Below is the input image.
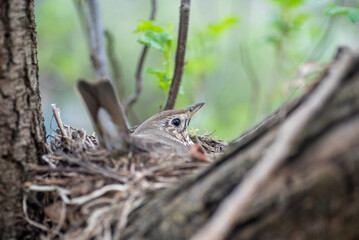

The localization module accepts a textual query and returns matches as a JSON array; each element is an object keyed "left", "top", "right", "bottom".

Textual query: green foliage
[
  {"left": 146, "top": 67, "right": 171, "bottom": 90},
  {"left": 265, "top": 0, "right": 308, "bottom": 46},
  {"left": 269, "top": 0, "right": 304, "bottom": 9},
  {"left": 136, "top": 17, "right": 239, "bottom": 93},
  {"left": 134, "top": 20, "right": 164, "bottom": 33},
  {"left": 136, "top": 20, "right": 174, "bottom": 92},
  {"left": 205, "top": 16, "right": 239, "bottom": 37},
  {"left": 325, "top": 5, "right": 359, "bottom": 23},
  {"left": 266, "top": 13, "right": 308, "bottom": 44},
  {"left": 138, "top": 31, "right": 172, "bottom": 52},
  {"left": 136, "top": 17, "right": 239, "bottom": 92},
  {"left": 185, "top": 55, "right": 216, "bottom": 77},
  {"left": 36, "top": 0, "right": 88, "bottom": 83},
  {"left": 186, "top": 16, "right": 240, "bottom": 77},
  {"left": 136, "top": 21, "right": 173, "bottom": 53}
]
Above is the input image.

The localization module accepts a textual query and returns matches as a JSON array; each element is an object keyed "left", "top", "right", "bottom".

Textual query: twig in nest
[
  {"left": 42, "top": 155, "right": 56, "bottom": 168},
  {"left": 53, "top": 201, "right": 67, "bottom": 236},
  {"left": 163, "top": 0, "right": 191, "bottom": 110},
  {"left": 64, "top": 184, "right": 128, "bottom": 205},
  {"left": 125, "top": 0, "right": 157, "bottom": 113},
  {"left": 51, "top": 104, "right": 67, "bottom": 137},
  {"left": 23, "top": 195, "right": 51, "bottom": 233},
  {"left": 191, "top": 48, "right": 355, "bottom": 240},
  {"left": 62, "top": 155, "right": 128, "bottom": 182}
]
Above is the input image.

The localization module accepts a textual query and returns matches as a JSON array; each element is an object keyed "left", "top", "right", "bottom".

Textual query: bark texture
[
  {"left": 0, "top": 0, "right": 46, "bottom": 239},
  {"left": 123, "top": 47, "right": 359, "bottom": 239}
]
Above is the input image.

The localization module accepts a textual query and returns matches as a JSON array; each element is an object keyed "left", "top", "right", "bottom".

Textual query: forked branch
[
  {"left": 125, "top": 0, "right": 157, "bottom": 113},
  {"left": 163, "top": 0, "right": 191, "bottom": 110}
]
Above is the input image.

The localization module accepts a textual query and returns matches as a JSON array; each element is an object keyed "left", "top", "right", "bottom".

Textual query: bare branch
[
  {"left": 125, "top": 0, "right": 157, "bottom": 113},
  {"left": 163, "top": 0, "right": 191, "bottom": 110},
  {"left": 191, "top": 48, "right": 355, "bottom": 240},
  {"left": 74, "top": 0, "right": 130, "bottom": 127},
  {"left": 76, "top": 0, "right": 110, "bottom": 80},
  {"left": 105, "top": 30, "right": 124, "bottom": 100}
]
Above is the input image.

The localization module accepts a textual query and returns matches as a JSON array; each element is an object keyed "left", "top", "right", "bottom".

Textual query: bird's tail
[{"left": 76, "top": 79, "right": 129, "bottom": 150}]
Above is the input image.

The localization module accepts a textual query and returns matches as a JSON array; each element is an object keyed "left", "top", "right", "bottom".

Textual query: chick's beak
[{"left": 186, "top": 102, "right": 205, "bottom": 119}]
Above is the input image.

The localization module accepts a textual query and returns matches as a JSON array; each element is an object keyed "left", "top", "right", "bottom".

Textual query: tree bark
[
  {"left": 0, "top": 0, "right": 46, "bottom": 239},
  {"left": 122, "top": 47, "right": 359, "bottom": 239}
]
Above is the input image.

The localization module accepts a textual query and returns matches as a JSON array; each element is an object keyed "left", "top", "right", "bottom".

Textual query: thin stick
[
  {"left": 51, "top": 104, "right": 67, "bottom": 137},
  {"left": 23, "top": 195, "right": 51, "bottom": 233},
  {"left": 77, "top": 0, "right": 110, "bottom": 80},
  {"left": 190, "top": 48, "right": 355, "bottom": 240},
  {"left": 163, "top": 0, "right": 191, "bottom": 110},
  {"left": 52, "top": 201, "right": 67, "bottom": 236},
  {"left": 41, "top": 155, "right": 56, "bottom": 168},
  {"left": 105, "top": 30, "right": 124, "bottom": 100},
  {"left": 63, "top": 155, "right": 128, "bottom": 182},
  {"left": 125, "top": 0, "right": 157, "bottom": 113}
]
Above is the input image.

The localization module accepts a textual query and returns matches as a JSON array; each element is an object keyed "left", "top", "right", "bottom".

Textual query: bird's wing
[
  {"left": 130, "top": 135, "right": 189, "bottom": 155},
  {"left": 76, "top": 79, "right": 129, "bottom": 150}
]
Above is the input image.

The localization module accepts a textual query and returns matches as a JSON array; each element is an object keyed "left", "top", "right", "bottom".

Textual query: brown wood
[
  {"left": 122, "top": 47, "right": 359, "bottom": 239},
  {"left": 164, "top": 0, "right": 191, "bottom": 110},
  {"left": 0, "top": 0, "right": 46, "bottom": 239}
]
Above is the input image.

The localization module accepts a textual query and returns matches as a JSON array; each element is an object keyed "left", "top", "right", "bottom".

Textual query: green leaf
[
  {"left": 325, "top": 5, "right": 349, "bottom": 16},
  {"left": 341, "top": 9, "right": 359, "bottom": 23},
  {"left": 271, "top": 19, "right": 290, "bottom": 33},
  {"left": 288, "top": 0, "right": 304, "bottom": 7},
  {"left": 269, "top": 0, "right": 304, "bottom": 8},
  {"left": 290, "top": 13, "right": 309, "bottom": 32},
  {"left": 185, "top": 56, "right": 216, "bottom": 75},
  {"left": 325, "top": 5, "right": 359, "bottom": 23},
  {"left": 207, "top": 16, "right": 240, "bottom": 36},
  {"left": 146, "top": 67, "right": 172, "bottom": 90},
  {"left": 292, "top": 13, "right": 309, "bottom": 26},
  {"left": 137, "top": 30, "right": 172, "bottom": 52},
  {"left": 134, "top": 20, "right": 164, "bottom": 33},
  {"left": 265, "top": 34, "right": 280, "bottom": 45}
]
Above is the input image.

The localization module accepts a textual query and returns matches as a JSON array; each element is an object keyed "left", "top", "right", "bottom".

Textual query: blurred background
[{"left": 34, "top": 0, "right": 359, "bottom": 141}]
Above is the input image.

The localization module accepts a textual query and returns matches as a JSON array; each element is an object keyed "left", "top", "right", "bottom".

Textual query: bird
[{"left": 76, "top": 79, "right": 204, "bottom": 155}]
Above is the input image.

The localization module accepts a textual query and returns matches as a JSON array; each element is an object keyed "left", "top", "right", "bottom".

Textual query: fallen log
[{"left": 122, "top": 46, "right": 359, "bottom": 240}]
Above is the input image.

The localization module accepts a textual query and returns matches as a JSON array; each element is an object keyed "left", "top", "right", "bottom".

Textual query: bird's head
[{"left": 133, "top": 102, "right": 204, "bottom": 146}]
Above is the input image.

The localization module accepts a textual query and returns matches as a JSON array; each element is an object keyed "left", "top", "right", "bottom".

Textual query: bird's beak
[{"left": 186, "top": 102, "right": 205, "bottom": 119}]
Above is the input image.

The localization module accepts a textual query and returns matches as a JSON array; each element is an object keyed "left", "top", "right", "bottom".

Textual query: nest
[{"left": 24, "top": 118, "right": 227, "bottom": 239}]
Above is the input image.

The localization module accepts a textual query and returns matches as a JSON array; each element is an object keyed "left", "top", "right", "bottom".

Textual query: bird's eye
[{"left": 171, "top": 118, "right": 181, "bottom": 127}]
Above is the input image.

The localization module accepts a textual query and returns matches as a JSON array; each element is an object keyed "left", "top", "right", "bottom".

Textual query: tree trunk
[
  {"left": 122, "top": 47, "right": 359, "bottom": 240},
  {"left": 0, "top": 0, "right": 46, "bottom": 239}
]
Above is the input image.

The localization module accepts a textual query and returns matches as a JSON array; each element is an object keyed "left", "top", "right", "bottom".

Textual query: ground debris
[{"left": 24, "top": 124, "right": 227, "bottom": 239}]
